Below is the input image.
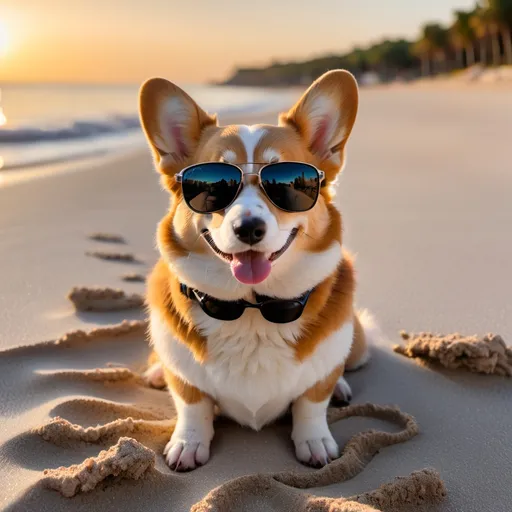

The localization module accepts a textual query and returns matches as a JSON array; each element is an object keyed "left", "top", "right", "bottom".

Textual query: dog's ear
[
  {"left": 279, "top": 70, "right": 358, "bottom": 179},
  {"left": 139, "top": 78, "right": 217, "bottom": 175}
]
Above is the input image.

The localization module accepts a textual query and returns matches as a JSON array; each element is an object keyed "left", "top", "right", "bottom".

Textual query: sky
[{"left": 0, "top": 0, "right": 476, "bottom": 85}]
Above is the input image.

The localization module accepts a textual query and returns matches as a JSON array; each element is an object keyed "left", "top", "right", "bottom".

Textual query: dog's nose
[{"left": 232, "top": 217, "right": 267, "bottom": 245}]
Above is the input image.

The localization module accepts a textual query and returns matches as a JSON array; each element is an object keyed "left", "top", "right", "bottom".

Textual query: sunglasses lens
[
  {"left": 182, "top": 163, "right": 241, "bottom": 213},
  {"left": 201, "top": 297, "right": 245, "bottom": 321},
  {"left": 261, "top": 300, "right": 303, "bottom": 324},
  {"left": 260, "top": 162, "right": 321, "bottom": 212}
]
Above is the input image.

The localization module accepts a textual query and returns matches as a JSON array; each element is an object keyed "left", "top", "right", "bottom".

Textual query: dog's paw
[
  {"left": 294, "top": 433, "right": 339, "bottom": 467},
  {"left": 143, "top": 362, "right": 166, "bottom": 389},
  {"left": 331, "top": 376, "right": 352, "bottom": 404},
  {"left": 292, "top": 417, "right": 339, "bottom": 468},
  {"left": 164, "top": 430, "right": 211, "bottom": 471}
]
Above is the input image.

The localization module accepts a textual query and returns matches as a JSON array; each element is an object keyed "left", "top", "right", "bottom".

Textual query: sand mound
[
  {"left": 68, "top": 286, "right": 145, "bottom": 311},
  {"left": 38, "top": 416, "right": 173, "bottom": 447},
  {"left": 395, "top": 331, "right": 512, "bottom": 376},
  {"left": 41, "top": 437, "right": 154, "bottom": 497},
  {"left": 53, "top": 319, "right": 148, "bottom": 347},
  {"left": 88, "top": 233, "right": 126, "bottom": 244},
  {"left": 122, "top": 273, "right": 146, "bottom": 283},
  {"left": 194, "top": 468, "right": 445, "bottom": 512},
  {"left": 86, "top": 250, "right": 139, "bottom": 263}
]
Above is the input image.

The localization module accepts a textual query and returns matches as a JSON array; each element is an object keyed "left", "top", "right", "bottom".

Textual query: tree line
[{"left": 222, "top": 0, "right": 512, "bottom": 86}]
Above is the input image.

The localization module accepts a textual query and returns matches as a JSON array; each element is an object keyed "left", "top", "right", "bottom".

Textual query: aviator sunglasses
[
  {"left": 176, "top": 161, "right": 325, "bottom": 214},
  {"left": 181, "top": 284, "right": 313, "bottom": 324}
]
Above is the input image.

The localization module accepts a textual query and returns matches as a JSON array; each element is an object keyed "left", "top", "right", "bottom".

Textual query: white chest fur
[{"left": 151, "top": 307, "right": 354, "bottom": 430}]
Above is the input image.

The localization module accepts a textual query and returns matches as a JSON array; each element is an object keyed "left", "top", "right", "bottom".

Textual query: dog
[{"left": 139, "top": 70, "right": 377, "bottom": 471}]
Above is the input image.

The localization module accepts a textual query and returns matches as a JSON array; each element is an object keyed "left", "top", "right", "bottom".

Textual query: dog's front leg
[
  {"left": 291, "top": 365, "right": 344, "bottom": 467},
  {"left": 163, "top": 368, "right": 214, "bottom": 471}
]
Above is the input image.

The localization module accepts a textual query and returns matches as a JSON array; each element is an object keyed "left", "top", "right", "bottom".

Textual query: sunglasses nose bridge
[{"left": 242, "top": 173, "right": 260, "bottom": 187}]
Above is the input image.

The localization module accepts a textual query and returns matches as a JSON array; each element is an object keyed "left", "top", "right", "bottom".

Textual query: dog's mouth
[{"left": 201, "top": 228, "right": 299, "bottom": 285}]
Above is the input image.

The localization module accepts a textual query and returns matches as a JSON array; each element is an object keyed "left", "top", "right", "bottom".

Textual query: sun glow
[{"left": 0, "top": 21, "right": 9, "bottom": 57}]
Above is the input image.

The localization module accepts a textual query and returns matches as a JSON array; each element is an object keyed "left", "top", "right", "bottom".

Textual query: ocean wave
[
  {"left": 0, "top": 86, "right": 300, "bottom": 172},
  {"left": 0, "top": 92, "right": 296, "bottom": 145},
  {"left": 0, "top": 115, "right": 141, "bottom": 144}
]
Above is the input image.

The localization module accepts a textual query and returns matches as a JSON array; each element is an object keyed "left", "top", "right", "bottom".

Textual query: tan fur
[
  {"left": 293, "top": 253, "right": 356, "bottom": 361},
  {"left": 146, "top": 259, "right": 208, "bottom": 362},
  {"left": 147, "top": 253, "right": 355, "bottom": 365},
  {"left": 147, "top": 350, "right": 160, "bottom": 367},
  {"left": 164, "top": 367, "right": 204, "bottom": 404},
  {"left": 139, "top": 78, "right": 217, "bottom": 177},
  {"left": 345, "top": 314, "right": 368, "bottom": 370},
  {"left": 302, "top": 364, "right": 344, "bottom": 402},
  {"left": 279, "top": 70, "right": 359, "bottom": 184}
]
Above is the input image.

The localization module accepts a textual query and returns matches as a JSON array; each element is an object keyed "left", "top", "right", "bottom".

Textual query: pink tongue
[{"left": 230, "top": 251, "right": 272, "bottom": 284}]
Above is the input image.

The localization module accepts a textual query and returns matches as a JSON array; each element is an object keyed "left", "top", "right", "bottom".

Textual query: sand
[
  {"left": 86, "top": 250, "right": 140, "bottom": 263},
  {"left": 122, "top": 273, "right": 146, "bottom": 283},
  {"left": 2, "top": 320, "right": 444, "bottom": 510},
  {"left": 68, "top": 286, "right": 145, "bottom": 312},
  {"left": 41, "top": 437, "right": 155, "bottom": 498},
  {"left": 88, "top": 233, "right": 127, "bottom": 244},
  {"left": 395, "top": 332, "right": 512, "bottom": 376},
  {"left": 1, "top": 87, "right": 512, "bottom": 511}
]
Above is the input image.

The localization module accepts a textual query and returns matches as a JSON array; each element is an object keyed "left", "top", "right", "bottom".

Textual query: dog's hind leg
[
  {"left": 345, "top": 309, "right": 379, "bottom": 371},
  {"left": 332, "top": 310, "right": 380, "bottom": 404},
  {"left": 144, "top": 350, "right": 166, "bottom": 389}
]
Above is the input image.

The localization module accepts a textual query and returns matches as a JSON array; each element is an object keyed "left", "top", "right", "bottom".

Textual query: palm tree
[
  {"left": 486, "top": 0, "right": 512, "bottom": 65},
  {"left": 412, "top": 38, "right": 431, "bottom": 76},
  {"left": 423, "top": 23, "right": 450, "bottom": 74},
  {"left": 474, "top": 5, "right": 502, "bottom": 66},
  {"left": 451, "top": 10, "right": 476, "bottom": 68},
  {"left": 450, "top": 25, "right": 465, "bottom": 68},
  {"left": 471, "top": 6, "right": 490, "bottom": 65}
]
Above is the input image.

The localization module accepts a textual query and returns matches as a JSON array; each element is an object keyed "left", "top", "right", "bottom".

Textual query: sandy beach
[{"left": 1, "top": 84, "right": 511, "bottom": 511}]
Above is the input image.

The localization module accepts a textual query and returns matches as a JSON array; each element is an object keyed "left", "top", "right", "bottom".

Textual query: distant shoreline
[{"left": 218, "top": 67, "right": 512, "bottom": 91}]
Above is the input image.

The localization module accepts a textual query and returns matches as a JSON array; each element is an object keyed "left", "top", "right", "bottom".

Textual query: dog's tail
[{"left": 345, "top": 309, "right": 381, "bottom": 372}]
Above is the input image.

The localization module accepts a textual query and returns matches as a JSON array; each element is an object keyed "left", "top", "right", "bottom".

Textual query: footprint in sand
[
  {"left": 88, "top": 233, "right": 127, "bottom": 244},
  {"left": 86, "top": 250, "right": 141, "bottom": 263},
  {"left": 122, "top": 273, "right": 146, "bottom": 283}
]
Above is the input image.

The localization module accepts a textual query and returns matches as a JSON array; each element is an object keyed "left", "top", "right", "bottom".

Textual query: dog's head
[{"left": 139, "top": 70, "right": 358, "bottom": 299}]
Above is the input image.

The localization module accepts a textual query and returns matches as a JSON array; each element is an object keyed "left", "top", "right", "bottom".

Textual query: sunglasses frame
[
  {"left": 181, "top": 283, "right": 313, "bottom": 324},
  {"left": 175, "top": 161, "right": 325, "bottom": 214}
]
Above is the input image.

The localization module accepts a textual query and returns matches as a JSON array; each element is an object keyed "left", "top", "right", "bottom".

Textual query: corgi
[{"left": 139, "top": 70, "right": 377, "bottom": 472}]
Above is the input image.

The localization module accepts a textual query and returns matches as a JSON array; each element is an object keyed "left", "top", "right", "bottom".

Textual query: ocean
[{"left": 0, "top": 84, "right": 298, "bottom": 172}]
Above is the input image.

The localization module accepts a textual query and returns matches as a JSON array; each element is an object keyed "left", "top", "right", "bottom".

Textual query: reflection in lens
[
  {"left": 202, "top": 297, "right": 245, "bottom": 321},
  {"left": 182, "top": 163, "right": 241, "bottom": 213},
  {"left": 261, "top": 300, "right": 303, "bottom": 323},
  {"left": 260, "top": 162, "right": 320, "bottom": 212}
]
